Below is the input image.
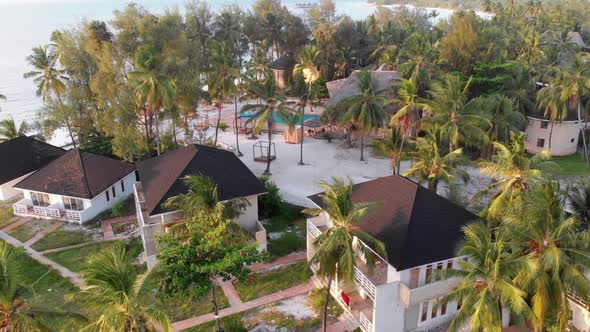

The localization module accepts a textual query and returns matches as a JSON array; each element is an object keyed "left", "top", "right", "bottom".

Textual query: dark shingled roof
[
  {"left": 269, "top": 54, "right": 295, "bottom": 70},
  {"left": 15, "top": 149, "right": 135, "bottom": 199},
  {"left": 0, "top": 136, "right": 65, "bottom": 184},
  {"left": 137, "top": 144, "right": 267, "bottom": 216},
  {"left": 308, "top": 176, "right": 476, "bottom": 270}
]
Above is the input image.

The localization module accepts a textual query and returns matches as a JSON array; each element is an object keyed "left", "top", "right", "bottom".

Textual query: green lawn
[
  {"left": 551, "top": 154, "right": 590, "bottom": 176},
  {"left": 139, "top": 267, "right": 230, "bottom": 322},
  {"left": 8, "top": 218, "right": 58, "bottom": 242},
  {"left": 233, "top": 261, "right": 311, "bottom": 302},
  {"left": 262, "top": 204, "right": 306, "bottom": 233},
  {"left": 32, "top": 228, "right": 93, "bottom": 251},
  {"left": 268, "top": 232, "right": 306, "bottom": 259},
  {"left": 0, "top": 205, "right": 16, "bottom": 229},
  {"left": 46, "top": 237, "right": 142, "bottom": 272}
]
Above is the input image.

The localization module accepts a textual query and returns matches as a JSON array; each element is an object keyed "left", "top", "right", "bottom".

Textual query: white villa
[
  {"left": 134, "top": 144, "right": 268, "bottom": 269},
  {"left": 306, "top": 175, "right": 477, "bottom": 332},
  {"left": 12, "top": 149, "right": 136, "bottom": 224},
  {"left": 0, "top": 136, "right": 65, "bottom": 201},
  {"left": 525, "top": 113, "right": 582, "bottom": 156}
]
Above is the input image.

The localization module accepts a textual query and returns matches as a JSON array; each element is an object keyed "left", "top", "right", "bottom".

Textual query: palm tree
[
  {"left": 241, "top": 71, "right": 294, "bottom": 175},
  {"left": 440, "top": 222, "right": 534, "bottom": 332},
  {"left": 0, "top": 118, "right": 30, "bottom": 142},
  {"left": 480, "top": 94, "right": 527, "bottom": 145},
  {"left": 23, "top": 45, "right": 67, "bottom": 102},
  {"left": 403, "top": 132, "right": 469, "bottom": 193},
  {"left": 75, "top": 244, "right": 171, "bottom": 332},
  {"left": 0, "top": 241, "right": 85, "bottom": 331},
  {"left": 130, "top": 48, "right": 176, "bottom": 156},
  {"left": 339, "top": 70, "right": 389, "bottom": 161},
  {"left": 567, "top": 177, "right": 590, "bottom": 229},
  {"left": 536, "top": 81, "right": 568, "bottom": 153},
  {"left": 293, "top": 45, "right": 321, "bottom": 165},
  {"left": 304, "top": 177, "right": 386, "bottom": 332},
  {"left": 505, "top": 180, "right": 590, "bottom": 331},
  {"left": 371, "top": 126, "right": 403, "bottom": 175},
  {"left": 209, "top": 41, "right": 239, "bottom": 147},
  {"left": 422, "top": 74, "right": 491, "bottom": 152},
  {"left": 476, "top": 133, "right": 557, "bottom": 223}
]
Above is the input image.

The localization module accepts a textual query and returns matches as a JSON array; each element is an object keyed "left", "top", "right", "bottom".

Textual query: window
[
  {"left": 421, "top": 301, "right": 429, "bottom": 322},
  {"left": 447, "top": 260, "right": 453, "bottom": 269},
  {"left": 135, "top": 170, "right": 140, "bottom": 181},
  {"left": 537, "top": 138, "right": 545, "bottom": 148},
  {"left": 425, "top": 265, "right": 433, "bottom": 284},
  {"left": 571, "top": 138, "right": 575, "bottom": 143},
  {"left": 410, "top": 268, "right": 420, "bottom": 288},
  {"left": 441, "top": 298, "right": 447, "bottom": 316},
  {"left": 540, "top": 121, "right": 549, "bottom": 129},
  {"left": 436, "top": 262, "right": 444, "bottom": 281},
  {"left": 120, "top": 180, "right": 125, "bottom": 192},
  {"left": 112, "top": 186, "right": 116, "bottom": 198},
  {"left": 63, "top": 197, "right": 84, "bottom": 211},
  {"left": 106, "top": 190, "right": 110, "bottom": 202},
  {"left": 31, "top": 192, "right": 50, "bottom": 207},
  {"left": 431, "top": 298, "right": 439, "bottom": 318}
]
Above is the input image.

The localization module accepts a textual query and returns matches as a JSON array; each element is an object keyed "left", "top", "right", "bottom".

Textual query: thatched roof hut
[{"left": 325, "top": 69, "right": 402, "bottom": 108}]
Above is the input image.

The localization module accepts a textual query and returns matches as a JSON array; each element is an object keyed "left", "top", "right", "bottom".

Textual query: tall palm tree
[
  {"left": 304, "top": 177, "right": 386, "bottom": 332},
  {"left": 0, "top": 241, "right": 85, "bottom": 331},
  {"left": 480, "top": 94, "right": 527, "bottom": 145},
  {"left": 403, "top": 132, "right": 469, "bottom": 193},
  {"left": 422, "top": 74, "right": 491, "bottom": 152},
  {"left": 371, "top": 126, "right": 403, "bottom": 175},
  {"left": 567, "top": 177, "right": 590, "bottom": 229},
  {"left": 340, "top": 70, "right": 389, "bottom": 161},
  {"left": 0, "top": 118, "right": 30, "bottom": 142},
  {"left": 440, "top": 222, "right": 534, "bottom": 332},
  {"left": 505, "top": 180, "right": 590, "bottom": 331},
  {"left": 75, "top": 244, "right": 171, "bottom": 332},
  {"left": 130, "top": 48, "right": 176, "bottom": 156},
  {"left": 241, "top": 71, "right": 294, "bottom": 175},
  {"left": 536, "top": 80, "right": 568, "bottom": 153},
  {"left": 293, "top": 45, "right": 321, "bottom": 165},
  {"left": 23, "top": 45, "right": 67, "bottom": 102},
  {"left": 208, "top": 41, "right": 239, "bottom": 147},
  {"left": 476, "top": 133, "right": 557, "bottom": 223}
]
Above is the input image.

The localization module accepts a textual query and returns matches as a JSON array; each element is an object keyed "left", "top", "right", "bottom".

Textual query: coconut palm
[
  {"left": 371, "top": 126, "right": 403, "bottom": 175},
  {"left": 567, "top": 177, "right": 590, "bottom": 228},
  {"left": 0, "top": 241, "right": 85, "bottom": 331},
  {"left": 304, "top": 177, "right": 386, "bottom": 332},
  {"left": 293, "top": 45, "right": 321, "bottom": 165},
  {"left": 505, "top": 180, "right": 590, "bottom": 331},
  {"left": 403, "top": 132, "right": 469, "bottom": 193},
  {"left": 209, "top": 41, "right": 239, "bottom": 147},
  {"left": 439, "top": 222, "right": 534, "bottom": 332},
  {"left": 241, "top": 71, "right": 295, "bottom": 175},
  {"left": 536, "top": 81, "right": 568, "bottom": 152},
  {"left": 130, "top": 48, "right": 176, "bottom": 156},
  {"left": 339, "top": 70, "right": 389, "bottom": 161},
  {"left": 480, "top": 94, "right": 527, "bottom": 145},
  {"left": 75, "top": 244, "right": 171, "bottom": 332},
  {"left": 476, "top": 133, "right": 557, "bottom": 223},
  {"left": 0, "top": 118, "right": 30, "bottom": 142},
  {"left": 23, "top": 45, "right": 67, "bottom": 102},
  {"left": 422, "top": 74, "right": 491, "bottom": 152},
  {"left": 165, "top": 175, "right": 225, "bottom": 227}
]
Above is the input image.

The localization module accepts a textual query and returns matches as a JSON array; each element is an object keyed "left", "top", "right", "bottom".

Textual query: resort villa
[
  {"left": 524, "top": 111, "right": 582, "bottom": 156},
  {"left": 306, "top": 175, "right": 476, "bottom": 332},
  {"left": 133, "top": 144, "right": 268, "bottom": 268},
  {"left": 0, "top": 136, "right": 65, "bottom": 201},
  {"left": 12, "top": 149, "right": 136, "bottom": 224}
]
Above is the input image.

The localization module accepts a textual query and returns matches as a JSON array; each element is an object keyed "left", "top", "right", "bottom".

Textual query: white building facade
[{"left": 525, "top": 116, "right": 581, "bottom": 156}]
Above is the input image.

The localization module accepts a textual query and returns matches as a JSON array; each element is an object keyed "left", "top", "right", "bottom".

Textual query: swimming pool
[{"left": 241, "top": 111, "right": 321, "bottom": 125}]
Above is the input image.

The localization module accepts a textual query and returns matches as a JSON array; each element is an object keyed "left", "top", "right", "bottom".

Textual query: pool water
[{"left": 241, "top": 111, "right": 321, "bottom": 125}]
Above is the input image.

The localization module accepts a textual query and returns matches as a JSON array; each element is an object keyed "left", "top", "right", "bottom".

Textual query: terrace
[{"left": 13, "top": 198, "right": 85, "bottom": 222}]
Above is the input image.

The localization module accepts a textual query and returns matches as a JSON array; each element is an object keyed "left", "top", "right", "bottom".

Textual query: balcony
[
  {"left": 328, "top": 281, "right": 375, "bottom": 332},
  {"left": 568, "top": 290, "right": 590, "bottom": 310},
  {"left": 398, "top": 276, "right": 461, "bottom": 308},
  {"left": 13, "top": 199, "right": 82, "bottom": 222}
]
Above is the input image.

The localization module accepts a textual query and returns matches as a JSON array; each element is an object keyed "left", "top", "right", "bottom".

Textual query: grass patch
[
  {"left": 8, "top": 218, "right": 57, "bottom": 242},
  {"left": 263, "top": 204, "right": 306, "bottom": 233},
  {"left": 185, "top": 311, "right": 250, "bottom": 332},
  {"left": 31, "top": 228, "right": 93, "bottom": 251},
  {"left": 46, "top": 237, "right": 142, "bottom": 272},
  {"left": 0, "top": 205, "right": 16, "bottom": 229},
  {"left": 234, "top": 261, "right": 311, "bottom": 302},
  {"left": 268, "top": 232, "right": 306, "bottom": 259},
  {"left": 551, "top": 154, "right": 590, "bottom": 176}
]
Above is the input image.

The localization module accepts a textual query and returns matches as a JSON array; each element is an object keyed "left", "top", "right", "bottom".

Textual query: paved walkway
[
  {"left": 251, "top": 251, "right": 307, "bottom": 272},
  {"left": 216, "top": 276, "right": 242, "bottom": 307},
  {"left": 101, "top": 215, "right": 136, "bottom": 240},
  {"left": 25, "top": 221, "right": 64, "bottom": 246},
  {"left": 1, "top": 216, "right": 32, "bottom": 232},
  {"left": 172, "top": 281, "right": 313, "bottom": 331}
]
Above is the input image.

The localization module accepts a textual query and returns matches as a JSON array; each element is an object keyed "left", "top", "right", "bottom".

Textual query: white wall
[
  {"left": 78, "top": 172, "right": 136, "bottom": 224},
  {"left": 0, "top": 173, "right": 31, "bottom": 201},
  {"left": 234, "top": 195, "right": 260, "bottom": 233},
  {"left": 569, "top": 299, "right": 590, "bottom": 332},
  {"left": 374, "top": 283, "right": 406, "bottom": 331},
  {"left": 525, "top": 117, "right": 580, "bottom": 156}
]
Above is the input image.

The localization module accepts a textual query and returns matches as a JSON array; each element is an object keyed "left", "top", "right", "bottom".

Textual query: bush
[
  {"left": 258, "top": 176, "right": 286, "bottom": 219},
  {"left": 111, "top": 201, "right": 129, "bottom": 218},
  {"left": 218, "top": 122, "right": 229, "bottom": 132},
  {"left": 268, "top": 232, "right": 305, "bottom": 258},
  {"left": 307, "top": 287, "right": 344, "bottom": 318}
]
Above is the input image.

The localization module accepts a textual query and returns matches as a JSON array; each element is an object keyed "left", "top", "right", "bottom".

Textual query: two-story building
[
  {"left": 134, "top": 144, "right": 269, "bottom": 269},
  {"left": 525, "top": 111, "right": 581, "bottom": 156},
  {"left": 12, "top": 149, "right": 136, "bottom": 224},
  {"left": 306, "top": 175, "right": 476, "bottom": 332}
]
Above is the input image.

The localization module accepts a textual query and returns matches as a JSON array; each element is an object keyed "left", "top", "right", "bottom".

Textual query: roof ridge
[{"left": 76, "top": 149, "right": 92, "bottom": 199}]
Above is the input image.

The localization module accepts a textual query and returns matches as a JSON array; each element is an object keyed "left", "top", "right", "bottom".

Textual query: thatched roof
[
  {"left": 325, "top": 70, "right": 402, "bottom": 108},
  {"left": 541, "top": 30, "right": 587, "bottom": 47},
  {"left": 269, "top": 54, "right": 295, "bottom": 70}
]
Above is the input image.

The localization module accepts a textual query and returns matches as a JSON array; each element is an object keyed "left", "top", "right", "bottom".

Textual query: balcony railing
[
  {"left": 307, "top": 218, "right": 323, "bottom": 238},
  {"left": 359, "top": 312, "right": 374, "bottom": 332},
  {"left": 399, "top": 276, "right": 461, "bottom": 308},
  {"left": 66, "top": 210, "right": 81, "bottom": 221},
  {"left": 354, "top": 266, "right": 377, "bottom": 300},
  {"left": 13, "top": 199, "right": 82, "bottom": 222},
  {"left": 568, "top": 290, "right": 589, "bottom": 310}
]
